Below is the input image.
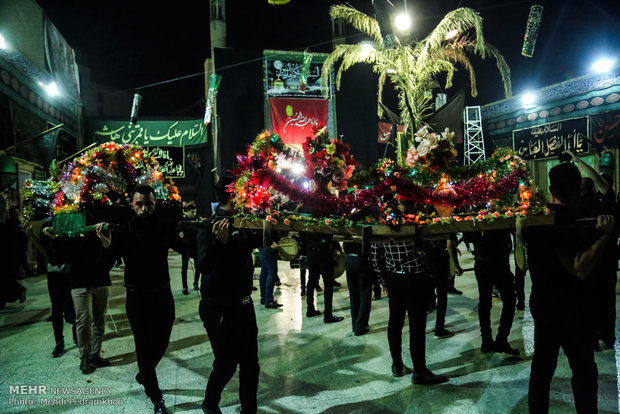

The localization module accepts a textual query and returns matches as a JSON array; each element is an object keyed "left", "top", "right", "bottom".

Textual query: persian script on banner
[{"left": 269, "top": 98, "right": 329, "bottom": 146}]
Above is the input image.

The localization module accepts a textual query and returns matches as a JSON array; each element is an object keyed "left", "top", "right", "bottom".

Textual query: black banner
[
  {"left": 266, "top": 59, "right": 328, "bottom": 98},
  {"left": 512, "top": 117, "right": 589, "bottom": 159},
  {"left": 592, "top": 109, "right": 620, "bottom": 147},
  {"left": 146, "top": 146, "right": 185, "bottom": 178}
]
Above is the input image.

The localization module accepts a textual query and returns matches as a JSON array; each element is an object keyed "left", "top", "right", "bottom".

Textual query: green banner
[{"left": 91, "top": 119, "right": 207, "bottom": 147}]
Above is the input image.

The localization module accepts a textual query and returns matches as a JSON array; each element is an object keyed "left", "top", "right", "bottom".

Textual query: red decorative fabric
[{"left": 269, "top": 98, "right": 329, "bottom": 146}]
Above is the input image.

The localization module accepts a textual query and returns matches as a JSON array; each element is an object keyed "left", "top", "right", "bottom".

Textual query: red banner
[
  {"left": 377, "top": 122, "right": 404, "bottom": 143},
  {"left": 269, "top": 98, "right": 329, "bottom": 146}
]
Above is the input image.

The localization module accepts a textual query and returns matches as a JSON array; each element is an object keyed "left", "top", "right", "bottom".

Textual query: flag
[
  {"left": 40, "top": 128, "right": 60, "bottom": 169},
  {"left": 377, "top": 121, "right": 404, "bottom": 143},
  {"left": 427, "top": 90, "right": 465, "bottom": 144},
  {"left": 269, "top": 98, "right": 329, "bottom": 146}
]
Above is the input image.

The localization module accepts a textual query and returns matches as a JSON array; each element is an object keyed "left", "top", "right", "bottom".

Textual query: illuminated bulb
[
  {"left": 44, "top": 82, "right": 58, "bottom": 97},
  {"left": 0, "top": 33, "right": 6, "bottom": 50},
  {"left": 394, "top": 13, "right": 411, "bottom": 32}
]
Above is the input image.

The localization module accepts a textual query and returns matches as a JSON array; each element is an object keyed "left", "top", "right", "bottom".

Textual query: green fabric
[{"left": 91, "top": 119, "right": 207, "bottom": 147}]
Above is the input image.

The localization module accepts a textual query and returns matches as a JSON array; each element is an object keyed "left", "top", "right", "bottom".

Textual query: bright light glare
[
  {"left": 522, "top": 92, "right": 536, "bottom": 107},
  {"left": 360, "top": 42, "right": 375, "bottom": 53},
  {"left": 394, "top": 13, "right": 411, "bottom": 32},
  {"left": 0, "top": 33, "right": 6, "bottom": 50},
  {"left": 43, "top": 82, "right": 58, "bottom": 97},
  {"left": 276, "top": 167, "right": 282, "bottom": 173},
  {"left": 592, "top": 58, "right": 614, "bottom": 74},
  {"left": 292, "top": 163, "right": 305, "bottom": 175},
  {"left": 445, "top": 29, "right": 458, "bottom": 40},
  {"left": 302, "top": 180, "right": 310, "bottom": 190}
]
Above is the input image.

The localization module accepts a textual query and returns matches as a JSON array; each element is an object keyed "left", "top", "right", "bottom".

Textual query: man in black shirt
[
  {"left": 96, "top": 185, "right": 186, "bottom": 414},
  {"left": 196, "top": 175, "right": 262, "bottom": 414},
  {"left": 527, "top": 162, "right": 614, "bottom": 413},
  {"left": 371, "top": 200, "right": 448, "bottom": 386}
]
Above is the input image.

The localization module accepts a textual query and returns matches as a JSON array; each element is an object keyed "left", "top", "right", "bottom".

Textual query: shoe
[
  {"left": 316, "top": 285, "right": 322, "bottom": 292},
  {"left": 434, "top": 329, "right": 455, "bottom": 339},
  {"left": 80, "top": 357, "right": 95, "bottom": 375},
  {"left": 373, "top": 293, "right": 381, "bottom": 301},
  {"left": 201, "top": 400, "right": 223, "bottom": 414},
  {"left": 324, "top": 314, "right": 344, "bottom": 324},
  {"left": 492, "top": 288, "right": 499, "bottom": 297},
  {"left": 153, "top": 399, "right": 171, "bottom": 414},
  {"left": 19, "top": 289, "right": 26, "bottom": 303},
  {"left": 447, "top": 287, "right": 463, "bottom": 295},
  {"left": 495, "top": 341, "right": 520, "bottom": 356},
  {"left": 90, "top": 354, "right": 111, "bottom": 367},
  {"left": 391, "top": 364, "right": 412, "bottom": 377},
  {"left": 300, "top": 287, "right": 306, "bottom": 297},
  {"left": 274, "top": 279, "right": 282, "bottom": 287},
  {"left": 193, "top": 282, "right": 200, "bottom": 291},
  {"left": 333, "top": 280, "right": 341, "bottom": 288},
  {"left": 182, "top": 288, "right": 189, "bottom": 295},
  {"left": 252, "top": 286, "right": 258, "bottom": 291},
  {"left": 412, "top": 369, "right": 449, "bottom": 385},
  {"left": 354, "top": 327, "right": 370, "bottom": 336},
  {"left": 516, "top": 301, "right": 525, "bottom": 311},
  {"left": 136, "top": 372, "right": 143, "bottom": 385},
  {"left": 306, "top": 309, "right": 321, "bottom": 317},
  {"left": 481, "top": 339, "right": 495, "bottom": 353},
  {"left": 52, "top": 343, "right": 65, "bottom": 358},
  {"left": 46, "top": 315, "right": 53, "bottom": 322},
  {"left": 265, "top": 301, "right": 283, "bottom": 309}
]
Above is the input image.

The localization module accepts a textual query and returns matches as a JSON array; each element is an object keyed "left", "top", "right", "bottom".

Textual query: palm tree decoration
[{"left": 322, "top": 5, "right": 512, "bottom": 139}]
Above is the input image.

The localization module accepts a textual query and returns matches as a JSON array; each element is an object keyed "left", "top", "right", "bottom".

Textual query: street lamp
[
  {"left": 592, "top": 58, "right": 615, "bottom": 74},
  {"left": 522, "top": 92, "right": 537, "bottom": 108},
  {"left": 394, "top": 12, "right": 411, "bottom": 32}
]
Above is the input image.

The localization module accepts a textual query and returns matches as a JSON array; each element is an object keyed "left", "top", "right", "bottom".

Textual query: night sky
[{"left": 35, "top": 0, "right": 619, "bottom": 117}]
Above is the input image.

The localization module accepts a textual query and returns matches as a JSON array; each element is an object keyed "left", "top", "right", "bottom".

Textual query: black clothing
[
  {"left": 199, "top": 299, "right": 259, "bottom": 412},
  {"left": 126, "top": 287, "right": 175, "bottom": 402},
  {"left": 66, "top": 234, "right": 113, "bottom": 289},
  {"left": 196, "top": 207, "right": 262, "bottom": 413},
  {"left": 526, "top": 203, "right": 599, "bottom": 413},
  {"left": 0, "top": 220, "right": 27, "bottom": 305},
  {"left": 111, "top": 215, "right": 186, "bottom": 289},
  {"left": 47, "top": 271, "right": 76, "bottom": 345},
  {"left": 386, "top": 273, "right": 433, "bottom": 373},
  {"left": 109, "top": 214, "right": 186, "bottom": 403},
  {"left": 424, "top": 239, "right": 451, "bottom": 332},
  {"left": 343, "top": 242, "right": 372, "bottom": 335},
  {"left": 471, "top": 230, "right": 516, "bottom": 343},
  {"left": 306, "top": 233, "right": 339, "bottom": 315}
]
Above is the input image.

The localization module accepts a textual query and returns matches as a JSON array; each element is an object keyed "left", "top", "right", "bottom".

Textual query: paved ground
[{"left": 1, "top": 249, "right": 619, "bottom": 413}]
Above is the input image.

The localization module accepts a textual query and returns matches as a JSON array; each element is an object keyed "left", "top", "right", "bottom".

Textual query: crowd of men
[{"left": 0, "top": 151, "right": 618, "bottom": 414}]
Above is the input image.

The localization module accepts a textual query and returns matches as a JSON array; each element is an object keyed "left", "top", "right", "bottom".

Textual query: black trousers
[
  {"left": 428, "top": 254, "right": 450, "bottom": 331},
  {"left": 181, "top": 252, "right": 201, "bottom": 290},
  {"left": 474, "top": 257, "right": 516, "bottom": 343},
  {"left": 47, "top": 272, "right": 76, "bottom": 345},
  {"left": 200, "top": 299, "right": 259, "bottom": 413},
  {"left": 307, "top": 250, "right": 335, "bottom": 315},
  {"left": 529, "top": 317, "right": 598, "bottom": 414},
  {"left": 345, "top": 254, "right": 372, "bottom": 334},
  {"left": 126, "top": 287, "right": 175, "bottom": 403},
  {"left": 385, "top": 273, "right": 433, "bottom": 373}
]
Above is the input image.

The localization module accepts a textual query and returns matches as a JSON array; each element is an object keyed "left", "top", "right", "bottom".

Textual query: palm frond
[
  {"left": 420, "top": 8, "right": 485, "bottom": 60},
  {"left": 330, "top": 5, "right": 382, "bottom": 43},
  {"left": 484, "top": 43, "right": 512, "bottom": 98},
  {"left": 377, "top": 71, "right": 387, "bottom": 117}
]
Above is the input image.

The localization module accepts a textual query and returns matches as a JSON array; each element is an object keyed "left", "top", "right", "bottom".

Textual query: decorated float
[{"left": 23, "top": 142, "right": 182, "bottom": 236}]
